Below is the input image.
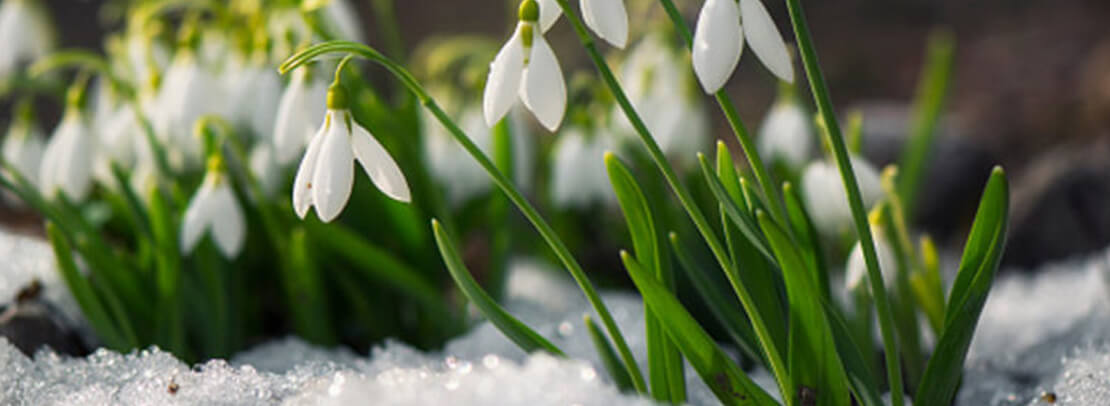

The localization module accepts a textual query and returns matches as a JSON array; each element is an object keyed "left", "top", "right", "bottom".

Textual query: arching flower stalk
[
  {"left": 483, "top": 0, "right": 567, "bottom": 132},
  {"left": 293, "top": 77, "right": 411, "bottom": 222},
  {"left": 691, "top": 0, "right": 794, "bottom": 93},
  {"left": 180, "top": 153, "right": 246, "bottom": 258}
]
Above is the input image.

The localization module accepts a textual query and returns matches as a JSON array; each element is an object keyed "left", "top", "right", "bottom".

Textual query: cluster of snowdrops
[{"left": 0, "top": 0, "right": 1009, "bottom": 405}]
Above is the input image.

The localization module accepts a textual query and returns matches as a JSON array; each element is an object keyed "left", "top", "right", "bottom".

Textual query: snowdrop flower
[
  {"left": 273, "top": 67, "right": 328, "bottom": 165},
  {"left": 483, "top": 0, "right": 567, "bottom": 132},
  {"left": 39, "top": 88, "right": 96, "bottom": 202},
  {"left": 692, "top": 0, "right": 794, "bottom": 93},
  {"left": 226, "top": 57, "right": 283, "bottom": 138},
  {"left": 0, "top": 0, "right": 54, "bottom": 79},
  {"left": 293, "top": 83, "right": 411, "bottom": 222},
  {"left": 154, "top": 47, "right": 225, "bottom": 170},
  {"left": 580, "top": 0, "right": 628, "bottom": 48},
  {"left": 758, "top": 84, "right": 813, "bottom": 169},
  {"left": 180, "top": 156, "right": 246, "bottom": 258},
  {"left": 1, "top": 103, "right": 45, "bottom": 201},
  {"left": 550, "top": 129, "right": 616, "bottom": 209},
  {"left": 801, "top": 155, "right": 883, "bottom": 238},
  {"left": 123, "top": 29, "right": 169, "bottom": 85},
  {"left": 614, "top": 34, "right": 709, "bottom": 167},
  {"left": 845, "top": 224, "right": 898, "bottom": 293}
]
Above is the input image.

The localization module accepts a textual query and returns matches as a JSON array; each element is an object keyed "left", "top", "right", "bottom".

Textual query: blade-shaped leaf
[
  {"left": 620, "top": 252, "right": 779, "bottom": 406},
  {"left": 757, "top": 211, "right": 851, "bottom": 406},
  {"left": 432, "top": 219, "right": 564, "bottom": 356},
  {"left": 606, "top": 152, "right": 681, "bottom": 400},
  {"left": 698, "top": 155, "right": 773, "bottom": 261},
  {"left": 916, "top": 167, "right": 1009, "bottom": 405},
  {"left": 584, "top": 314, "right": 635, "bottom": 392},
  {"left": 46, "top": 222, "right": 127, "bottom": 350}
]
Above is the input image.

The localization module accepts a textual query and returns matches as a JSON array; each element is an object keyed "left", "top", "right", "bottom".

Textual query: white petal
[
  {"left": 758, "top": 102, "right": 812, "bottom": 167},
  {"left": 538, "top": 0, "right": 562, "bottom": 32},
  {"left": 580, "top": 0, "right": 628, "bottom": 49},
  {"left": 210, "top": 184, "right": 246, "bottom": 258},
  {"left": 310, "top": 114, "right": 355, "bottom": 222},
  {"left": 519, "top": 34, "right": 567, "bottom": 132},
  {"left": 274, "top": 70, "right": 311, "bottom": 164},
  {"left": 292, "top": 122, "right": 327, "bottom": 219},
  {"left": 180, "top": 182, "right": 215, "bottom": 254},
  {"left": 351, "top": 123, "right": 411, "bottom": 203},
  {"left": 61, "top": 123, "right": 95, "bottom": 201},
  {"left": 692, "top": 0, "right": 743, "bottom": 93},
  {"left": 740, "top": 0, "right": 794, "bottom": 82},
  {"left": 483, "top": 27, "right": 525, "bottom": 127}
]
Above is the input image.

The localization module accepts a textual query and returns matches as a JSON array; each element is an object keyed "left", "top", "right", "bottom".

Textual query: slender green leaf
[
  {"left": 620, "top": 252, "right": 778, "bottom": 406},
  {"left": 584, "top": 314, "right": 635, "bottom": 392},
  {"left": 669, "top": 232, "right": 762, "bottom": 362},
  {"left": 917, "top": 167, "right": 1009, "bottom": 405},
  {"left": 757, "top": 211, "right": 851, "bottom": 406},
  {"left": 307, "top": 219, "right": 443, "bottom": 314},
  {"left": 432, "top": 219, "right": 564, "bottom": 356},
  {"left": 898, "top": 30, "right": 955, "bottom": 219},
  {"left": 782, "top": 182, "right": 828, "bottom": 298},
  {"left": 821, "top": 298, "right": 884, "bottom": 406},
  {"left": 46, "top": 222, "right": 126, "bottom": 350},
  {"left": 605, "top": 152, "right": 671, "bottom": 400},
  {"left": 698, "top": 156, "right": 773, "bottom": 261}
]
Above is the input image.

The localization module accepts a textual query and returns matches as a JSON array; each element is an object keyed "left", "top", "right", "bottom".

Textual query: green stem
[
  {"left": 656, "top": 0, "right": 788, "bottom": 229},
  {"left": 280, "top": 42, "right": 647, "bottom": 394},
  {"left": 551, "top": 0, "right": 792, "bottom": 399},
  {"left": 781, "top": 0, "right": 905, "bottom": 403}
]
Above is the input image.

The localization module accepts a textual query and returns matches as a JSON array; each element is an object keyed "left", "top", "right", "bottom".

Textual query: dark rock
[
  {"left": 0, "top": 280, "right": 88, "bottom": 357},
  {"left": 1005, "top": 138, "right": 1110, "bottom": 269}
]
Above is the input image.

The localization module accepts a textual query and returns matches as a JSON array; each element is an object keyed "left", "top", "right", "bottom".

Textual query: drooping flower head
[
  {"left": 483, "top": 0, "right": 567, "bottom": 132},
  {"left": 845, "top": 218, "right": 898, "bottom": 294},
  {"left": 0, "top": 0, "right": 55, "bottom": 79},
  {"left": 1, "top": 100, "right": 45, "bottom": 204},
  {"left": 39, "top": 78, "right": 97, "bottom": 202},
  {"left": 181, "top": 152, "right": 246, "bottom": 259},
  {"left": 293, "top": 81, "right": 411, "bottom": 222},
  {"left": 801, "top": 154, "right": 883, "bottom": 238},
  {"left": 758, "top": 82, "right": 814, "bottom": 169},
  {"left": 692, "top": 0, "right": 794, "bottom": 93}
]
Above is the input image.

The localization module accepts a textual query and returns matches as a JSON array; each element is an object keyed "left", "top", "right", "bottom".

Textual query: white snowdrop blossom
[
  {"left": 615, "top": 34, "right": 709, "bottom": 167},
  {"left": 273, "top": 67, "right": 328, "bottom": 165},
  {"left": 845, "top": 225, "right": 899, "bottom": 293},
  {"left": 293, "top": 85, "right": 411, "bottom": 222},
  {"left": 226, "top": 58, "right": 283, "bottom": 138},
  {"left": 124, "top": 31, "right": 169, "bottom": 85},
  {"left": 39, "top": 109, "right": 96, "bottom": 202},
  {"left": 1, "top": 114, "right": 45, "bottom": 202},
  {"left": 801, "top": 155, "right": 883, "bottom": 238},
  {"left": 691, "top": 0, "right": 794, "bottom": 93},
  {"left": 154, "top": 51, "right": 225, "bottom": 170},
  {"left": 758, "top": 93, "right": 813, "bottom": 169},
  {"left": 550, "top": 129, "right": 616, "bottom": 209},
  {"left": 0, "top": 0, "right": 54, "bottom": 79},
  {"left": 580, "top": 0, "right": 628, "bottom": 49},
  {"left": 180, "top": 164, "right": 246, "bottom": 258},
  {"left": 483, "top": 0, "right": 567, "bottom": 132}
]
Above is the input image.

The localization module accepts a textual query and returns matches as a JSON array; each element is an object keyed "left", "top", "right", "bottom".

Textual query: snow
[{"left": 2, "top": 223, "right": 1110, "bottom": 405}]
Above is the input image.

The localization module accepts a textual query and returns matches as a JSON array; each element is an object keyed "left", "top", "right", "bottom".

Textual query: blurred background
[{"left": 4, "top": 0, "right": 1110, "bottom": 269}]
